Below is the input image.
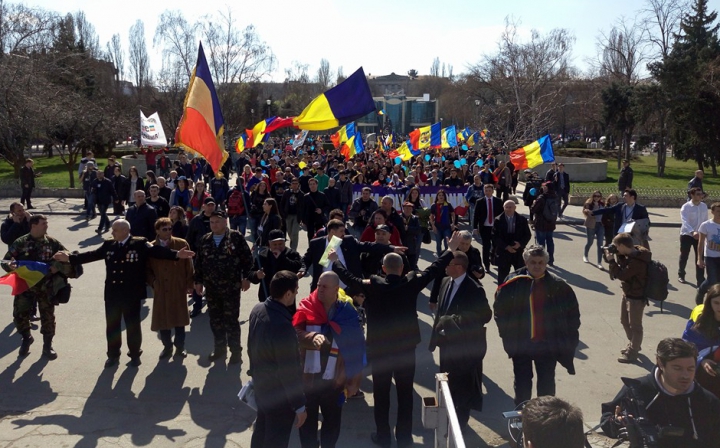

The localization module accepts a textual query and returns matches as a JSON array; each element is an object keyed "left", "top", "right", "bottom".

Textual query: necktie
[
  {"left": 441, "top": 280, "right": 455, "bottom": 315},
  {"left": 487, "top": 198, "right": 493, "bottom": 225}
]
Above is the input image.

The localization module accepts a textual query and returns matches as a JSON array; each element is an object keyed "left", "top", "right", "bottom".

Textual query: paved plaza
[{"left": 0, "top": 195, "right": 697, "bottom": 447}]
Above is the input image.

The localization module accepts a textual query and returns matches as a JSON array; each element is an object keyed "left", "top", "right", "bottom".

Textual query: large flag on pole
[
  {"left": 293, "top": 67, "right": 376, "bottom": 130},
  {"left": 140, "top": 111, "right": 168, "bottom": 147},
  {"left": 509, "top": 135, "right": 555, "bottom": 169},
  {"left": 175, "top": 42, "right": 228, "bottom": 172}
]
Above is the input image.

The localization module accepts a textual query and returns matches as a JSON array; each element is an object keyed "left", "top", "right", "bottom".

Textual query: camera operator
[
  {"left": 601, "top": 338, "right": 720, "bottom": 448},
  {"left": 522, "top": 396, "right": 586, "bottom": 448},
  {"left": 604, "top": 232, "right": 651, "bottom": 364}
]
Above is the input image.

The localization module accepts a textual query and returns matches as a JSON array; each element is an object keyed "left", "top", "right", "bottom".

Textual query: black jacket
[
  {"left": 125, "top": 203, "right": 158, "bottom": 241},
  {"left": 601, "top": 368, "right": 720, "bottom": 448},
  {"left": 531, "top": 192, "right": 558, "bottom": 232},
  {"left": 302, "top": 191, "right": 330, "bottom": 230},
  {"left": 185, "top": 213, "right": 211, "bottom": 252},
  {"left": 492, "top": 213, "right": 532, "bottom": 257},
  {"left": 248, "top": 299, "right": 306, "bottom": 413},
  {"left": 1, "top": 215, "right": 30, "bottom": 247},
  {"left": 111, "top": 175, "right": 128, "bottom": 203},
  {"left": 20, "top": 165, "right": 36, "bottom": 189},
  {"left": 280, "top": 189, "right": 305, "bottom": 218},
  {"left": 348, "top": 198, "right": 378, "bottom": 230},
  {"left": 147, "top": 196, "right": 170, "bottom": 218},
  {"left": 257, "top": 214, "right": 283, "bottom": 247},
  {"left": 493, "top": 267, "right": 580, "bottom": 373},
  {"left": 324, "top": 186, "right": 341, "bottom": 211},
  {"left": 332, "top": 251, "right": 454, "bottom": 358},
  {"left": 92, "top": 177, "right": 117, "bottom": 206},
  {"left": 553, "top": 171, "right": 570, "bottom": 193},
  {"left": 70, "top": 237, "right": 176, "bottom": 301},
  {"left": 248, "top": 247, "right": 303, "bottom": 302},
  {"left": 302, "top": 235, "right": 393, "bottom": 294}
]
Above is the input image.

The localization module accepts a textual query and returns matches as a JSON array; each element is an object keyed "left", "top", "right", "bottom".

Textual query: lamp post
[
  {"left": 266, "top": 99, "right": 272, "bottom": 118},
  {"left": 474, "top": 99, "right": 480, "bottom": 128}
]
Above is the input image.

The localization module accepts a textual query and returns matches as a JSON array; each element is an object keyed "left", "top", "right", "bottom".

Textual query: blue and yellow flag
[{"left": 293, "top": 68, "right": 376, "bottom": 131}]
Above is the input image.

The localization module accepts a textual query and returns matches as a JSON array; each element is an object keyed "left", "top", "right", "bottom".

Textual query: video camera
[{"left": 615, "top": 377, "right": 684, "bottom": 448}]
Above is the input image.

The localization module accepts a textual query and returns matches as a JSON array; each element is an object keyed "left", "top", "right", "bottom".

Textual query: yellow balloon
[{"left": 299, "top": 161, "right": 307, "bottom": 169}]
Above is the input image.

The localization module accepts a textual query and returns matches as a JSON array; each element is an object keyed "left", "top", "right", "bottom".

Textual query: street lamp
[
  {"left": 474, "top": 99, "right": 480, "bottom": 127},
  {"left": 266, "top": 99, "right": 272, "bottom": 118}
]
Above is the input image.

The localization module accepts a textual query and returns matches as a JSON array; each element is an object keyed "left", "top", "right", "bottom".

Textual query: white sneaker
[
  {"left": 597, "top": 264, "right": 603, "bottom": 269},
  {"left": 583, "top": 256, "right": 589, "bottom": 263}
]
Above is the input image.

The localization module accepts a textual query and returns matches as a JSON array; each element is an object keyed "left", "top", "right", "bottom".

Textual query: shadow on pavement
[
  {"left": 550, "top": 265, "right": 614, "bottom": 295},
  {"left": 0, "top": 356, "right": 55, "bottom": 415}
]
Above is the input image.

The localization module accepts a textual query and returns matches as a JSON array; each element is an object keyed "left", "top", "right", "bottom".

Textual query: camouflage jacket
[{"left": 194, "top": 229, "right": 252, "bottom": 289}]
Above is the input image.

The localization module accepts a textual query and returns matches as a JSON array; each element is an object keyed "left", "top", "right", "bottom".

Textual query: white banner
[
  {"left": 140, "top": 111, "right": 167, "bottom": 147},
  {"left": 292, "top": 130, "right": 309, "bottom": 150}
]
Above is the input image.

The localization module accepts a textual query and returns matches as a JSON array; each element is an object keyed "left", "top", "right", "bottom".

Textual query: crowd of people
[{"left": 5, "top": 137, "right": 720, "bottom": 447}]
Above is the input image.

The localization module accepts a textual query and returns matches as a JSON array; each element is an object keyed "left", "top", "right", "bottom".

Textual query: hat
[
  {"left": 203, "top": 197, "right": 216, "bottom": 205},
  {"left": 210, "top": 210, "right": 226, "bottom": 218},
  {"left": 268, "top": 229, "right": 286, "bottom": 242},
  {"left": 375, "top": 224, "right": 390, "bottom": 233}
]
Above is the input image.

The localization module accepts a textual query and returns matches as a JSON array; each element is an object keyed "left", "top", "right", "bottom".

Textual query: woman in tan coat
[{"left": 147, "top": 217, "right": 194, "bottom": 359}]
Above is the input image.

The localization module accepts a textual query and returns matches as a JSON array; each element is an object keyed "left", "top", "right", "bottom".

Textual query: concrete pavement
[{"left": 0, "top": 204, "right": 698, "bottom": 447}]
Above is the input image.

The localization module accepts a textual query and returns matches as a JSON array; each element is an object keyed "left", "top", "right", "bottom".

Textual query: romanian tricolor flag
[
  {"left": 293, "top": 67, "right": 376, "bottom": 130},
  {"left": 235, "top": 133, "right": 248, "bottom": 153},
  {"left": 175, "top": 43, "right": 228, "bottom": 172},
  {"left": 441, "top": 126, "right": 457, "bottom": 149},
  {"left": 331, "top": 123, "right": 354, "bottom": 149},
  {"left": 0, "top": 261, "right": 50, "bottom": 295},
  {"left": 509, "top": 135, "right": 555, "bottom": 170},
  {"left": 250, "top": 117, "right": 275, "bottom": 148},
  {"left": 409, "top": 122, "right": 441, "bottom": 151}
]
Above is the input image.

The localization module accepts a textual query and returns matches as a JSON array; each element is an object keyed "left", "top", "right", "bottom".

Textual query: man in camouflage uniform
[
  {"left": 194, "top": 210, "right": 253, "bottom": 364},
  {"left": 2, "top": 215, "right": 67, "bottom": 359},
  {"left": 54, "top": 219, "right": 194, "bottom": 368}
]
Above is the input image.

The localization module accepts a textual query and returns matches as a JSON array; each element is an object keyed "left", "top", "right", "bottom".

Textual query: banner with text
[{"left": 351, "top": 184, "right": 468, "bottom": 216}]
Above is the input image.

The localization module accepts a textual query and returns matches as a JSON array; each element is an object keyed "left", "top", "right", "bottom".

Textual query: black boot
[
  {"left": 159, "top": 345, "right": 173, "bottom": 360},
  {"left": 208, "top": 346, "right": 227, "bottom": 361},
  {"left": 42, "top": 334, "right": 58, "bottom": 360},
  {"left": 229, "top": 348, "right": 242, "bottom": 365},
  {"left": 19, "top": 332, "right": 34, "bottom": 357}
]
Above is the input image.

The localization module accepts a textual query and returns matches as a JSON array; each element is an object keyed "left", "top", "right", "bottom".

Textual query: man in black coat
[
  {"left": 552, "top": 163, "right": 571, "bottom": 217},
  {"left": 330, "top": 232, "right": 461, "bottom": 448},
  {"left": 492, "top": 201, "right": 532, "bottom": 283},
  {"left": 299, "top": 219, "right": 400, "bottom": 296},
  {"left": 302, "top": 178, "right": 330, "bottom": 244},
  {"left": 1, "top": 202, "right": 31, "bottom": 248},
  {"left": 428, "top": 251, "right": 491, "bottom": 429},
  {"left": 19, "top": 158, "right": 40, "bottom": 209},
  {"left": 54, "top": 219, "right": 194, "bottom": 368},
  {"left": 125, "top": 191, "right": 158, "bottom": 241},
  {"left": 473, "top": 184, "right": 504, "bottom": 271},
  {"left": 248, "top": 271, "right": 307, "bottom": 448},
  {"left": 146, "top": 184, "right": 170, "bottom": 218},
  {"left": 601, "top": 338, "right": 720, "bottom": 448},
  {"left": 248, "top": 230, "right": 303, "bottom": 303},
  {"left": 185, "top": 198, "right": 216, "bottom": 317},
  {"left": 91, "top": 170, "right": 117, "bottom": 234}
]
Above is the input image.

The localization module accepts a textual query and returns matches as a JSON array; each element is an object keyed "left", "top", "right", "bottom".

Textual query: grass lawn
[
  {"left": 574, "top": 155, "right": 712, "bottom": 191},
  {"left": 0, "top": 157, "right": 113, "bottom": 189}
]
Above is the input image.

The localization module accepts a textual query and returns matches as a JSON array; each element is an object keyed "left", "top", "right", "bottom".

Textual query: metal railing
[
  {"left": 422, "top": 373, "right": 466, "bottom": 448},
  {"left": 572, "top": 185, "right": 719, "bottom": 199}
]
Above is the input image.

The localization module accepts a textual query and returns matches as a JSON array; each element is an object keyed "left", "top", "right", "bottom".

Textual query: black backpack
[
  {"left": 644, "top": 259, "right": 669, "bottom": 312},
  {"left": 542, "top": 196, "right": 559, "bottom": 222}
]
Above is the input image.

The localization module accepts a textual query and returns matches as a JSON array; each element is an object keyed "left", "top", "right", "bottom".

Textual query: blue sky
[{"left": 24, "top": 0, "right": 720, "bottom": 81}]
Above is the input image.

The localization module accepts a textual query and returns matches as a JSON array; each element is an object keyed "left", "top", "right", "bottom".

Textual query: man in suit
[
  {"left": 473, "top": 184, "right": 504, "bottom": 271},
  {"left": 54, "top": 219, "right": 195, "bottom": 368},
  {"left": 329, "top": 232, "right": 461, "bottom": 448},
  {"left": 19, "top": 158, "right": 41, "bottom": 209},
  {"left": 248, "top": 229, "right": 303, "bottom": 303},
  {"left": 428, "top": 251, "right": 492, "bottom": 429},
  {"left": 493, "top": 200, "right": 532, "bottom": 283},
  {"left": 552, "top": 163, "right": 571, "bottom": 218},
  {"left": 299, "top": 219, "right": 401, "bottom": 295}
]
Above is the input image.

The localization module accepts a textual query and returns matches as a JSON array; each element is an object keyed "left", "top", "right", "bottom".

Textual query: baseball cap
[
  {"left": 203, "top": 197, "right": 216, "bottom": 205},
  {"left": 375, "top": 224, "right": 390, "bottom": 233},
  {"left": 268, "top": 229, "right": 286, "bottom": 242}
]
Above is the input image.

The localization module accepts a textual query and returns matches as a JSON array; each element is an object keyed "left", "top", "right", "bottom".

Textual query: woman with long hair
[
  {"left": 257, "top": 198, "right": 283, "bottom": 247},
  {"left": 352, "top": 172, "right": 366, "bottom": 185},
  {"left": 169, "top": 206, "right": 189, "bottom": 239},
  {"left": 405, "top": 187, "right": 425, "bottom": 212},
  {"left": 144, "top": 170, "right": 157, "bottom": 192},
  {"left": 582, "top": 190, "right": 605, "bottom": 269},
  {"left": 603, "top": 194, "right": 619, "bottom": 246},
  {"left": 248, "top": 181, "right": 270, "bottom": 243},
  {"left": 242, "top": 164, "right": 254, "bottom": 184},
  {"left": 359, "top": 209, "right": 402, "bottom": 246},
  {"left": 127, "top": 166, "right": 145, "bottom": 206},
  {"left": 429, "top": 189, "right": 455, "bottom": 256},
  {"left": 187, "top": 180, "right": 209, "bottom": 220}
]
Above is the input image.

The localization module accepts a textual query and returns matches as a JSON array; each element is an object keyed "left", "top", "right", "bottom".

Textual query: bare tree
[
  {"left": 336, "top": 65, "right": 345, "bottom": 83},
  {"left": 595, "top": 17, "right": 648, "bottom": 84},
  {"left": 128, "top": 20, "right": 150, "bottom": 93},
  {"left": 106, "top": 33, "right": 124, "bottom": 81},
  {"left": 468, "top": 18, "right": 575, "bottom": 146},
  {"left": 316, "top": 58, "right": 332, "bottom": 89},
  {"left": 643, "top": 0, "right": 687, "bottom": 59},
  {"left": 0, "top": 1, "right": 56, "bottom": 56},
  {"left": 74, "top": 11, "right": 100, "bottom": 58},
  {"left": 200, "top": 10, "right": 276, "bottom": 84},
  {"left": 153, "top": 10, "right": 196, "bottom": 81},
  {"left": 430, "top": 57, "right": 440, "bottom": 77}
]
